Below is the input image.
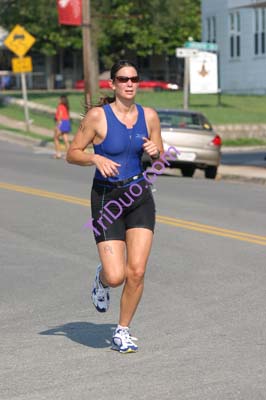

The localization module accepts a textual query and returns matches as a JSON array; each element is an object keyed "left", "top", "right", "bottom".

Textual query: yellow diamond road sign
[
  {"left": 4, "top": 25, "right": 35, "bottom": 57},
  {"left": 12, "top": 56, "right": 33, "bottom": 74}
]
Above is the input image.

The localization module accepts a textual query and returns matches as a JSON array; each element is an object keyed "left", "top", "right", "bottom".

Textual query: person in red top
[{"left": 54, "top": 95, "right": 71, "bottom": 159}]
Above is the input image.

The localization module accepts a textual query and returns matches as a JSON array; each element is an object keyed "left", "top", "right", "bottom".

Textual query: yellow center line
[
  {"left": 0, "top": 182, "right": 90, "bottom": 207},
  {"left": 156, "top": 217, "right": 266, "bottom": 246},
  {"left": 0, "top": 181, "right": 265, "bottom": 246},
  {"left": 156, "top": 215, "right": 266, "bottom": 241}
]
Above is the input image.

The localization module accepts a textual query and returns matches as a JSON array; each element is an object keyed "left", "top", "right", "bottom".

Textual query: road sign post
[
  {"left": 4, "top": 25, "right": 35, "bottom": 132},
  {"left": 20, "top": 72, "right": 30, "bottom": 131},
  {"left": 11, "top": 56, "right": 33, "bottom": 131},
  {"left": 176, "top": 48, "right": 199, "bottom": 110}
]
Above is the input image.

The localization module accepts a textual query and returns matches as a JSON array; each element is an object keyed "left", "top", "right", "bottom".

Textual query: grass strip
[
  {"left": 222, "top": 138, "right": 266, "bottom": 146},
  {"left": 0, "top": 124, "right": 53, "bottom": 142}
]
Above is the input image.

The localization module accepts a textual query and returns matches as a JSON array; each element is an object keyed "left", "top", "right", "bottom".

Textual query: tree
[
  {"left": 92, "top": 0, "right": 201, "bottom": 67},
  {"left": 0, "top": 0, "right": 82, "bottom": 56}
]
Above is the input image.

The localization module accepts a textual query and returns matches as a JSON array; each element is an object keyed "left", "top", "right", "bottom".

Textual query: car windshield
[{"left": 157, "top": 111, "right": 212, "bottom": 131}]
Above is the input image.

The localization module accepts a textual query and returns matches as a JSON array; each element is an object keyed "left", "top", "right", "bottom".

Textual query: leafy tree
[
  {"left": 0, "top": 0, "right": 82, "bottom": 55},
  {"left": 92, "top": 0, "right": 201, "bottom": 67}
]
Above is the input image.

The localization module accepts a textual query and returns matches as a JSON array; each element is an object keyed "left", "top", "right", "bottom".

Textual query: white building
[{"left": 201, "top": 0, "right": 266, "bottom": 93}]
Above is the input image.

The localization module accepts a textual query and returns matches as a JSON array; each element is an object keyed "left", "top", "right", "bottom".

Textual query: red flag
[{"left": 57, "top": 0, "right": 82, "bottom": 26}]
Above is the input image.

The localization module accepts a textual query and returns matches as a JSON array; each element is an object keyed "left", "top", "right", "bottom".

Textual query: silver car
[{"left": 143, "top": 109, "right": 222, "bottom": 179}]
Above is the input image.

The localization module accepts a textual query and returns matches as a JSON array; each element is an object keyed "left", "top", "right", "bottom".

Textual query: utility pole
[{"left": 82, "top": 0, "right": 92, "bottom": 109}]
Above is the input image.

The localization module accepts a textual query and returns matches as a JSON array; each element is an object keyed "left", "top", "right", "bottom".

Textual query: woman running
[
  {"left": 54, "top": 95, "right": 71, "bottom": 159},
  {"left": 66, "top": 60, "right": 163, "bottom": 353}
]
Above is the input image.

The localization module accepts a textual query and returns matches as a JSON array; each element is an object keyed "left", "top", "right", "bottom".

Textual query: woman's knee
[
  {"left": 127, "top": 263, "right": 146, "bottom": 284},
  {"left": 104, "top": 269, "right": 125, "bottom": 288}
]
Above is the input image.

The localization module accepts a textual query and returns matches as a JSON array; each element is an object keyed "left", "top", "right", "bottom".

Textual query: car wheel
[
  {"left": 205, "top": 166, "right": 217, "bottom": 179},
  {"left": 181, "top": 166, "right": 195, "bottom": 177}
]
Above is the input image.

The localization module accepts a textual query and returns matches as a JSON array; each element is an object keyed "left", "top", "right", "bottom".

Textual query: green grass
[
  {"left": 6, "top": 90, "right": 266, "bottom": 124},
  {"left": 222, "top": 137, "right": 266, "bottom": 146},
  {"left": 136, "top": 92, "right": 266, "bottom": 125}
]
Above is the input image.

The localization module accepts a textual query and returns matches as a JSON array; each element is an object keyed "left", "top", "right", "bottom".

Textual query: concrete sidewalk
[
  {"left": 0, "top": 114, "right": 265, "bottom": 184},
  {"left": 217, "top": 164, "right": 266, "bottom": 184},
  {"left": 0, "top": 114, "right": 74, "bottom": 139},
  {"left": 0, "top": 114, "right": 53, "bottom": 136}
]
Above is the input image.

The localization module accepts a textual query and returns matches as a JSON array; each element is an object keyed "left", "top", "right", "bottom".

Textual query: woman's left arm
[{"left": 143, "top": 107, "right": 164, "bottom": 159}]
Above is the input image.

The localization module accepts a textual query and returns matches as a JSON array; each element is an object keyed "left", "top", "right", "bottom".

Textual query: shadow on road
[{"left": 39, "top": 321, "right": 116, "bottom": 348}]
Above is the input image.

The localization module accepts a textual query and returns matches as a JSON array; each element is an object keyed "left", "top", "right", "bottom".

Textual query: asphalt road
[{"left": 1, "top": 141, "right": 266, "bottom": 400}]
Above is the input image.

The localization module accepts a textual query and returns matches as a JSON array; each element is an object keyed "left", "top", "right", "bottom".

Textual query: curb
[{"left": 217, "top": 173, "right": 266, "bottom": 185}]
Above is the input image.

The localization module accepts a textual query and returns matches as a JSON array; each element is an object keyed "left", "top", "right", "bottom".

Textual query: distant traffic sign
[
  {"left": 12, "top": 56, "right": 33, "bottom": 73},
  {"left": 4, "top": 25, "right": 35, "bottom": 57},
  {"left": 185, "top": 41, "right": 218, "bottom": 52},
  {"left": 176, "top": 48, "right": 199, "bottom": 58}
]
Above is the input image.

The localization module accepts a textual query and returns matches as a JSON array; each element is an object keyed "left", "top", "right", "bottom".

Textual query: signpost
[
  {"left": 176, "top": 48, "right": 199, "bottom": 110},
  {"left": 184, "top": 41, "right": 218, "bottom": 52},
  {"left": 177, "top": 41, "right": 219, "bottom": 110},
  {"left": 4, "top": 25, "right": 36, "bottom": 131}
]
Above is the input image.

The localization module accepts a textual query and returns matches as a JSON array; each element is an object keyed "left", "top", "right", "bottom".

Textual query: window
[
  {"left": 206, "top": 16, "right": 217, "bottom": 43},
  {"left": 157, "top": 111, "right": 212, "bottom": 131},
  {"left": 229, "top": 12, "right": 241, "bottom": 58},
  {"left": 254, "top": 8, "right": 266, "bottom": 55}
]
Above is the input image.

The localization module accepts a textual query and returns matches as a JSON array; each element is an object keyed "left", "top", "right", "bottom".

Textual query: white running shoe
[
  {"left": 91, "top": 264, "right": 110, "bottom": 312},
  {"left": 112, "top": 327, "right": 138, "bottom": 353}
]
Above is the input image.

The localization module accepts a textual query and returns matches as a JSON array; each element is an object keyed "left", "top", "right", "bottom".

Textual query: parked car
[
  {"left": 139, "top": 79, "right": 178, "bottom": 91},
  {"left": 142, "top": 109, "right": 222, "bottom": 179},
  {"left": 74, "top": 79, "right": 178, "bottom": 91}
]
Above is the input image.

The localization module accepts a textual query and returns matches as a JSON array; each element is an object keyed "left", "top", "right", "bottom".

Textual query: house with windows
[{"left": 201, "top": 0, "right": 266, "bottom": 93}]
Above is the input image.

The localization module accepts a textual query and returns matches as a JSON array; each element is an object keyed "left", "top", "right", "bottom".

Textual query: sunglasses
[{"left": 115, "top": 76, "right": 140, "bottom": 83}]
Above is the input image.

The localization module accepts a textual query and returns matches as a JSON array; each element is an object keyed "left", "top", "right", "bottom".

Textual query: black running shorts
[{"left": 90, "top": 178, "right": 156, "bottom": 244}]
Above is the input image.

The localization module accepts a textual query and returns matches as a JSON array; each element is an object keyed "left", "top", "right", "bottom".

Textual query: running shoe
[
  {"left": 91, "top": 264, "right": 110, "bottom": 312},
  {"left": 112, "top": 327, "right": 138, "bottom": 353}
]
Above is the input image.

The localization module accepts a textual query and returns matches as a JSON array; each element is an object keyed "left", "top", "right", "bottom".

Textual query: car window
[{"left": 158, "top": 111, "right": 212, "bottom": 131}]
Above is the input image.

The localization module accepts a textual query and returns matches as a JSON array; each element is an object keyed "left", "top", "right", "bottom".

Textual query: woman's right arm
[
  {"left": 66, "top": 108, "right": 120, "bottom": 177},
  {"left": 66, "top": 108, "right": 99, "bottom": 166}
]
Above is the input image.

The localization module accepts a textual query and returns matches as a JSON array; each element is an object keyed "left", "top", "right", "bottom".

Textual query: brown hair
[
  {"left": 84, "top": 60, "right": 139, "bottom": 112},
  {"left": 60, "top": 95, "right": 69, "bottom": 112}
]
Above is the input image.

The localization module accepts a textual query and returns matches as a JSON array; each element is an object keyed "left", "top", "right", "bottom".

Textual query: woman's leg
[
  {"left": 53, "top": 127, "right": 62, "bottom": 158},
  {"left": 97, "top": 240, "right": 126, "bottom": 287},
  {"left": 119, "top": 228, "right": 154, "bottom": 327},
  {"left": 62, "top": 133, "right": 70, "bottom": 152}
]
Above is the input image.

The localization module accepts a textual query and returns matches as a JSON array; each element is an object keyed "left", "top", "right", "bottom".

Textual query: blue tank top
[{"left": 93, "top": 103, "right": 149, "bottom": 182}]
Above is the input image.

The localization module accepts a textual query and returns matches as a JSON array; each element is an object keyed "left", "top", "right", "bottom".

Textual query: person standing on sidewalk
[
  {"left": 53, "top": 95, "right": 71, "bottom": 159},
  {"left": 66, "top": 60, "right": 163, "bottom": 353}
]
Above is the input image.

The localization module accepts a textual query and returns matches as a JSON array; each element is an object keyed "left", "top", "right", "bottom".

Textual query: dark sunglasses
[{"left": 115, "top": 76, "right": 140, "bottom": 83}]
